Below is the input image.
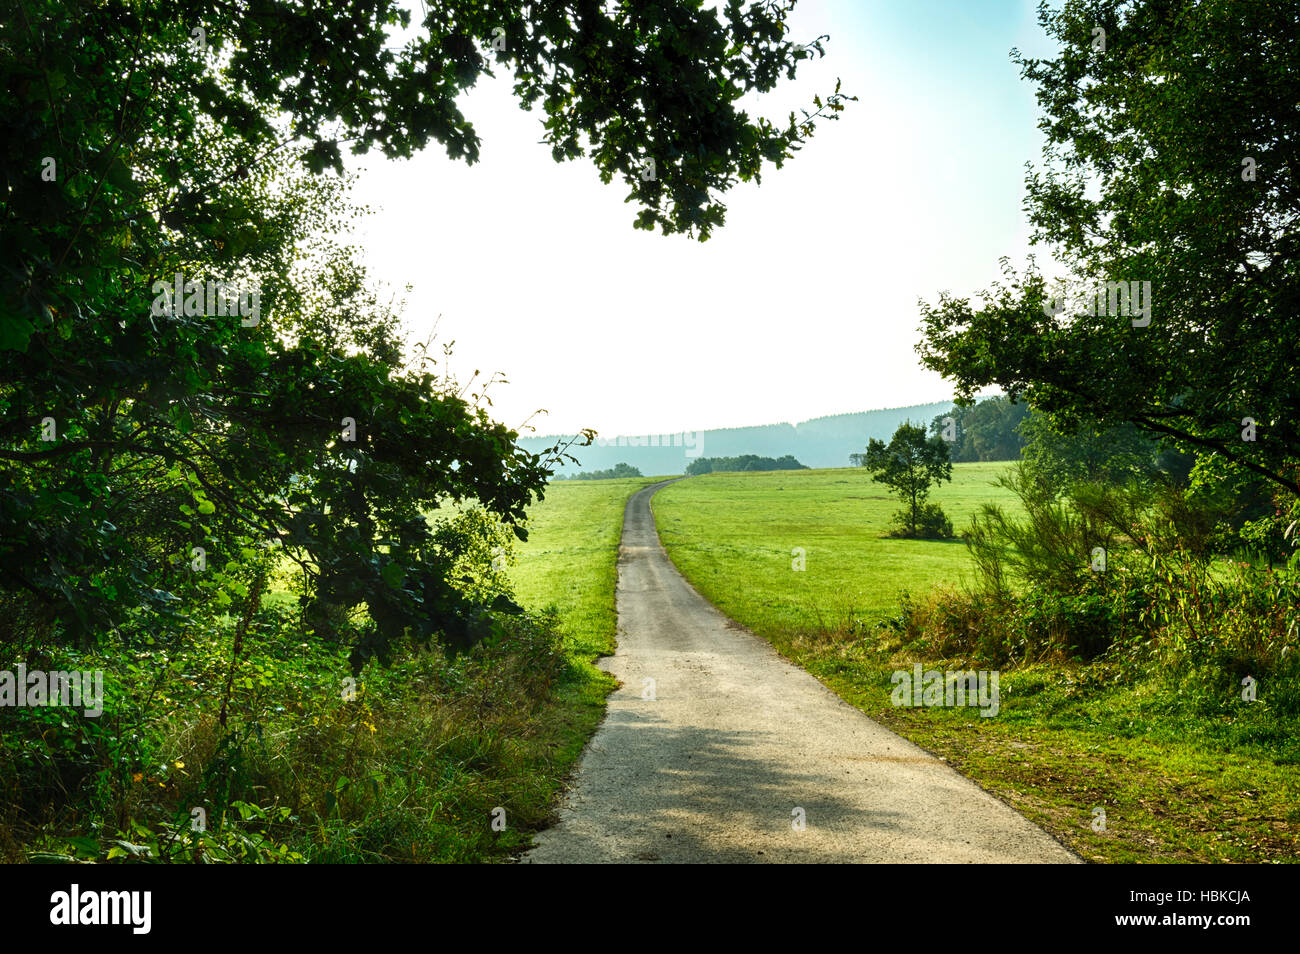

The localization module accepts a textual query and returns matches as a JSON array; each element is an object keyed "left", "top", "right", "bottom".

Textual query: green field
[
  {"left": 652, "top": 464, "right": 1300, "bottom": 863},
  {"left": 513, "top": 476, "right": 665, "bottom": 663},
  {"left": 653, "top": 462, "right": 1016, "bottom": 635}
]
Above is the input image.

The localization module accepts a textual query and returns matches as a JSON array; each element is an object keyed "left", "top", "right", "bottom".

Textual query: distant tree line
[
  {"left": 553, "top": 463, "right": 644, "bottom": 481},
  {"left": 686, "top": 455, "right": 809, "bottom": 476},
  {"left": 928, "top": 396, "right": 1030, "bottom": 462},
  {"left": 522, "top": 401, "right": 955, "bottom": 472}
]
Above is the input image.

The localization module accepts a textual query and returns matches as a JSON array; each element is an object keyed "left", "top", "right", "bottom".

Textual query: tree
[
  {"left": 1016, "top": 411, "right": 1194, "bottom": 495},
  {"left": 930, "top": 396, "right": 1030, "bottom": 462},
  {"left": 1, "top": 0, "right": 850, "bottom": 664},
  {"left": 863, "top": 422, "right": 953, "bottom": 538},
  {"left": 917, "top": 0, "right": 1300, "bottom": 499}
]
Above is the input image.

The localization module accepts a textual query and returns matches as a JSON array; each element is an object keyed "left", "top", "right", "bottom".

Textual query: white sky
[{"left": 345, "top": 0, "right": 1058, "bottom": 439}]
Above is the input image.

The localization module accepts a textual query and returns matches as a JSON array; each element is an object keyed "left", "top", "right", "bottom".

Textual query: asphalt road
[{"left": 523, "top": 479, "right": 1080, "bottom": 863}]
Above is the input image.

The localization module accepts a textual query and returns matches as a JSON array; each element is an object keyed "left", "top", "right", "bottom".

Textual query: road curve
[{"left": 523, "top": 479, "right": 1080, "bottom": 863}]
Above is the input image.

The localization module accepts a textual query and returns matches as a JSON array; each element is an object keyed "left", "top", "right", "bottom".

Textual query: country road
[{"left": 523, "top": 479, "right": 1080, "bottom": 863}]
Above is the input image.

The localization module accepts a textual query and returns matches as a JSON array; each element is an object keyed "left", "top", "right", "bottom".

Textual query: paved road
[{"left": 523, "top": 479, "right": 1079, "bottom": 863}]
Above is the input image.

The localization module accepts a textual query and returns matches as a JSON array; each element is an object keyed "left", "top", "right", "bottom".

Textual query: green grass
[
  {"left": 652, "top": 464, "right": 1300, "bottom": 863},
  {"left": 513, "top": 476, "right": 666, "bottom": 661},
  {"left": 503, "top": 474, "right": 666, "bottom": 845},
  {"left": 0, "top": 477, "right": 664, "bottom": 866},
  {"left": 654, "top": 463, "right": 1016, "bottom": 634}
]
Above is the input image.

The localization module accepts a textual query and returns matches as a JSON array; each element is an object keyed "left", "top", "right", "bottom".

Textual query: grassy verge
[
  {"left": 505, "top": 474, "right": 666, "bottom": 841},
  {"left": 512, "top": 476, "right": 665, "bottom": 662},
  {"left": 652, "top": 465, "right": 1300, "bottom": 863},
  {"left": 0, "top": 477, "right": 659, "bottom": 864}
]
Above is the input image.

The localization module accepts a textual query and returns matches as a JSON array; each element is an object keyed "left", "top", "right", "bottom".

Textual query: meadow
[
  {"left": 513, "top": 476, "right": 665, "bottom": 665},
  {"left": 653, "top": 463, "right": 1016, "bottom": 635},
  {"left": 653, "top": 465, "right": 1300, "bottom": 863}
]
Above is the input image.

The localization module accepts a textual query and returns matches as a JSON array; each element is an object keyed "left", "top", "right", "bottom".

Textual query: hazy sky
[{"left": 345, "top": 0, "right": 1060, "bottom": 440}]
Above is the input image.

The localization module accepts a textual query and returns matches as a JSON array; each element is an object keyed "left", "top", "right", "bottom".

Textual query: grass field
[
  {"left": 653, "top": 464, "right": 1300, "bottom": 863},
  {"left": 513, "top": 475, "right": 665, "bottom": 662},
  {"left": 654, "top": 462, "right": 1016, "bottom": 635}
]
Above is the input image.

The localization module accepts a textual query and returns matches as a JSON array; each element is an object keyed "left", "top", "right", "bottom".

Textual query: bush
[
  {"left": 1013, "top": 590, "right": 1118, "bottom": 662},
  {"left": 888, "top": 502, "right": 954, "bottom": 539},
  {"left": 899, "top": 463, "right": 1300, "bottom": 674}
]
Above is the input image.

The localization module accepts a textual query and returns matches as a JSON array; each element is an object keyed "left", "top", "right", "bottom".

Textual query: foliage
[
  {"left": 685, "top": 454, "right": 808, "bottom": 476},
  {"left": 1016, "top": 410, "right": 1180, "bottom": 492},
  {"left": 862, "top": 422, "right": 954, "bottom": 538},
  {"left": 2, "top": 5, "right": 557, "bottom": 667},
  {"left": 916, "top": 0, "right": 1300, "bottom": 499},
  {"left": 0, "top": 608, "right": 575, "bottom": 864},
  {"left": 929, "top": 395, "right": 1029, "bottom": 462},
  {"left": 926, "top": 461, "right": 1299, "bottom": 673},
  {"left": 895, "top": 502, "right": 953, "bottom": 541},
  {"left": 1186, "top": 453, "right": 1296, "bottom": 562}
]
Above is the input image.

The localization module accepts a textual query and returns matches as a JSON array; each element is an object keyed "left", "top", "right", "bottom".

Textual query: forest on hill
[{"left": 522, "top": 400, "right": 955, "bottom": 475}]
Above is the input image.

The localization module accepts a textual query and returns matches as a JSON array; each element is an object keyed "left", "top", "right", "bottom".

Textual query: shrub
[{"left": 888, "top": 502, "right": 954, "bottom": 539}]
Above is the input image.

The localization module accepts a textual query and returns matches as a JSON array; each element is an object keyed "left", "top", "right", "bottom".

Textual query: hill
[{"left": 519, "top": 401, "right": 957, "bottom": 475}]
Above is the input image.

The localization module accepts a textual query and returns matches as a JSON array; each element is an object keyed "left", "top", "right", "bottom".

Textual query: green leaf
[{"left": 381, "top": 562, "right": 405, "bottom": 588}]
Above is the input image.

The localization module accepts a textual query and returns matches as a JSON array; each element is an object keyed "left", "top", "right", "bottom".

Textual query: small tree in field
[{"left": 864, "top": 422, "right": 954, "bottom": 538}]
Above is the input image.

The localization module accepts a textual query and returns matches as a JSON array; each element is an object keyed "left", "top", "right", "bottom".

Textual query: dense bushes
[
  {"left": 890, "top": 502, "right": 953, "bottom": 540},
  {"left": 890, "top": 466, "right": 1300, "bottom": 697},
  {"left": 0, "top": 541, "right": 579, "bottom": 863},
  {"left": 686, "top": 454, "right": 808, "bottom": 476}
]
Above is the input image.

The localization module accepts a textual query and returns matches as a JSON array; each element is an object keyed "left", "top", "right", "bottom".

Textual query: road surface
[{"left": 523, "top": 479, "right": 1079, "bottom": 863}]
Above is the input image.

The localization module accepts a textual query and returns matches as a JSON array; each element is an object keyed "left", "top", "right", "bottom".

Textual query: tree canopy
[
  {"left": 930, "top": 395, "right": 1029, "bottom": 463},
  {"left": 917, "top": 0, "right": 1299, "bottom": 498},
  {"left": 1, "top": 0, "right": 848, "bottom": 665}
]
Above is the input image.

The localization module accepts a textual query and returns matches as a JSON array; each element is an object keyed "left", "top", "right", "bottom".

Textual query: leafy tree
[
  {"left": 930, "top": 396, "right": 1029, "bottom": 462},
  {"left": 917, "top": 0, "right": 1300, "bottom": 499},
  {"left": 863, "top": 422, "right": 953, "bottom": 538},
  {"left": 1016, "top": 411, "right": 1197, "bottom": 495},
  {"left": 1, "top": 0, "right": 848, "bottom": 665}
]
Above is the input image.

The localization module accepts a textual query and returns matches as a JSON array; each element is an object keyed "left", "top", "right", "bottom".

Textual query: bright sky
[{"left": 346, "top": 0, "right": 1059, "bottom": 440}]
